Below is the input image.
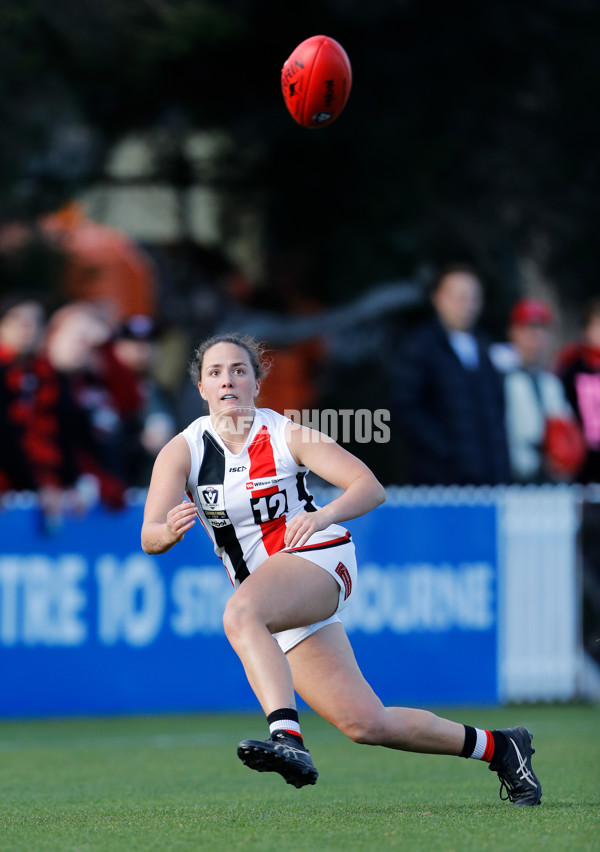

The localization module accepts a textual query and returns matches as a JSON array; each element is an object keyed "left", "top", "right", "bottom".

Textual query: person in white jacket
[{"left": 503, "top": 299, "right": 578, "bottom": 483}]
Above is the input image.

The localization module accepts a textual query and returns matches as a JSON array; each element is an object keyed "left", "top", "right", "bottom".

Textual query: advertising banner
[
  {"left": 0, "top": 499, "right": 498, "bottom": 717},
  {"left": 346, "top": 501, "right": 498, "bottom": 705}
]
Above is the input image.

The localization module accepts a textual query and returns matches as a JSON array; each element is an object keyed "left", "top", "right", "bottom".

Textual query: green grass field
[{"left": 0, "top": 704, "right": 597, "bottom": 852}]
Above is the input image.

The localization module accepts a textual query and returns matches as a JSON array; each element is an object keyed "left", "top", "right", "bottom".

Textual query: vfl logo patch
[
  {"left": 201, "top": 486, "right": 219, "bottom": 505},
  {"left": 197, "top": 483, "right": 230, "bottom": 526},
  {"left": 335, "top": 561, "right": 352, "bottom": 600}
]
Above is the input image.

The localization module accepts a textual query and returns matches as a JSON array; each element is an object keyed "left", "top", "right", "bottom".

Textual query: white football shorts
[{"left": 272, "top": 528, "right": 357, "bottom": 654}]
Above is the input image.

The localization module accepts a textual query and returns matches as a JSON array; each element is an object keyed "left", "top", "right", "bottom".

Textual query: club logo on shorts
[{"left": 335, "top": 561, "right": 352, "bottom": 600}]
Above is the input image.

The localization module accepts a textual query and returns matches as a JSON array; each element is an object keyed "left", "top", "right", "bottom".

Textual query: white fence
[
  {"left": 498, "top": 487, "right": 580, "bottom": 702},
  {"left": 344, "top": 483, "right": 589, "bottom": 703}
]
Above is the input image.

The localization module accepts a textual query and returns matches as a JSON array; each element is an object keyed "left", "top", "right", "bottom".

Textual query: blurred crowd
[
  {"left": 0, "top": 296, "right": 176, "bottom": 518},
  {"left": 388, "top": 264, "right": 600, "bottom": 489},
  {"left": 1, "top": 209, "right": 600, "bottom": 529}
]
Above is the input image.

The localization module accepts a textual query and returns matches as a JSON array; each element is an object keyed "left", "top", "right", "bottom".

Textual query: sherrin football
[{"left": 281, "top": 35, "right": 352, "bottom": 129}]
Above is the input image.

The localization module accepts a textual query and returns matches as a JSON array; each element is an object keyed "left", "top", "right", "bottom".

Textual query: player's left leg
[
  {"left": 288, "top": 622, "right": 542, "bottom": 805},
  {"left": 288, "top": 621, "right": 466, "bottom": 754}
]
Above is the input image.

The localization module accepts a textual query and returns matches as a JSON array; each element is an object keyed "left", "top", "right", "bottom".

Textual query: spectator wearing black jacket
[{"left": 389, "top": 264, "right": 509, "bottom": 486}]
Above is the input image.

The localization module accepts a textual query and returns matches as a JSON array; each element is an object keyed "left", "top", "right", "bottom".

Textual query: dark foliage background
[{"left": 1, "top": 0, "right": 599, "bottom": 326}]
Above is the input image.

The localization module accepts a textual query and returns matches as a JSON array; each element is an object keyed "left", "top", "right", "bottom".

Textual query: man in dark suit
[{"left": 390, "top": 264, "right": 509, "bottom": 486}]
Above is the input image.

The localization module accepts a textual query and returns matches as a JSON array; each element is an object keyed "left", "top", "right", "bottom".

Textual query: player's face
[{"left": 198, "top": 342, "right": 260, "bottom": 414}]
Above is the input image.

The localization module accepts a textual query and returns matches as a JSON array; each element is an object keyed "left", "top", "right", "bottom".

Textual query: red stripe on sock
[
  {"left": 282, "top": 728, "right": 303, "bottom": 740},
  {"left": 482, "top": 730, "right": 495, "bottom": 762}
]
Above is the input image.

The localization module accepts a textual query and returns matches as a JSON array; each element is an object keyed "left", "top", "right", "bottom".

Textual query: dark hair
[
  {"left": 188, "top": 333, "right": 271, "bottom": 384},
  {"left": 429, "top": 262, "right": 481, "bottom": 297}
]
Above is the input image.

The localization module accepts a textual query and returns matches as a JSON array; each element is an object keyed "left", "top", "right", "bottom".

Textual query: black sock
[
  {"left": 460, "top": 725, "right": 477, "bottom": 758},
  {"left": 267, "top": 708, "right": 304, "bottom": 745},
  {"left": 460, "top": 724, "right": 503, "bottom": 762}
]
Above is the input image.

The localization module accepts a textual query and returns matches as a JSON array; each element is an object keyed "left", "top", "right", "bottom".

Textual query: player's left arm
[{"left": 284, "top": 422, "right": 386, "bottom": 548}]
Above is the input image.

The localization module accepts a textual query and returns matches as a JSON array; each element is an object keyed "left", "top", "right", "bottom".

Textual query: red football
[{"left": 281, "top": 35, "right": 352, "bottom": 129}]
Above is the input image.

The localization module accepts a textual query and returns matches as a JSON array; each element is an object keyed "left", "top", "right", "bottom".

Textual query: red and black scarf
[{"left": 0, "top": 345, "right": 66, "bottom": 490}]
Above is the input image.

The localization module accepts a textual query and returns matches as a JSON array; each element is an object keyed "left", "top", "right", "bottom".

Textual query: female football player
[{"left": 141, "top": 334, "right": 541, "bottom": 805}]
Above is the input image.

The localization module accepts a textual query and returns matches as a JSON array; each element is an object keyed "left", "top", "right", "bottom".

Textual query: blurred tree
[{"left": 0, "top": 0, "right": 598, "bottom": 315}]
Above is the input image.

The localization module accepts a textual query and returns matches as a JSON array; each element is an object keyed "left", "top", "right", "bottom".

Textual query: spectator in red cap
[
  {"left": 510, "top": 298, "right": 554, "bottom": 328},
  {"left": 503, "top": 298, "right": 584, "bottom": 483}
]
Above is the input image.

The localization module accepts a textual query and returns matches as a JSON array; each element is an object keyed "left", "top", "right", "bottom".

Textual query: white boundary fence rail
[
  {"left": 336, "top": 483, "right": 588, "bottom": 704},
  {"left": 498, "top": 487, "right": 580, "bottom": 702}
]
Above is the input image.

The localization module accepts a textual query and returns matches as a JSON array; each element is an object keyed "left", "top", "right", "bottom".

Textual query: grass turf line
[{"left": 0, "top": 705, "right": 598, "bottom": 852}]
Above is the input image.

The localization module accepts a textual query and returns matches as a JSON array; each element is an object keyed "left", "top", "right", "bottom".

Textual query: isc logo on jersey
[{"left": 246, "top": 477, "right": 282, "bottom": 491}]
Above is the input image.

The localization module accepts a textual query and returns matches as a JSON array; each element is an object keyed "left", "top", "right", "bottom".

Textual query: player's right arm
[{"left": 141, "top": 434, "right": 197, "bottom": 554}]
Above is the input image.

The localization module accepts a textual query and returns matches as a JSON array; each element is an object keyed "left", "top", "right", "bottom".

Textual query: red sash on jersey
[{"left": 248, "top": 425, "right": 287, "bottom": 556}]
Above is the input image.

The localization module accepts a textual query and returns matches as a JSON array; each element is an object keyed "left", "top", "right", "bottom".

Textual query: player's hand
[
  {"left": 166, "top": 500, "right": 198, "bottom": 543},
  {"left": 284, "top": 509, "right": 331, "bottom": 549}
]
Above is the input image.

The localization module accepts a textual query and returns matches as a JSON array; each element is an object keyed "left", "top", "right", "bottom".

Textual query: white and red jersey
[{"left": 181, "top": 408, "right": 350, "bottom": 587}]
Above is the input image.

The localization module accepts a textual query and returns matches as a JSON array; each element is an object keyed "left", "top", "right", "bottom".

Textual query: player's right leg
[
  {"left": 224, "top": 553, "right": 339, "bottom": 788},
  {"left": 222, "top": 552, "right": 340, "bottom": 713}
]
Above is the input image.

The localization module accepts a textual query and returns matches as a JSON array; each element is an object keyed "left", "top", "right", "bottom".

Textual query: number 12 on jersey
[{"left": 251, "top": 491, "right": 289, "bottom": 524}]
